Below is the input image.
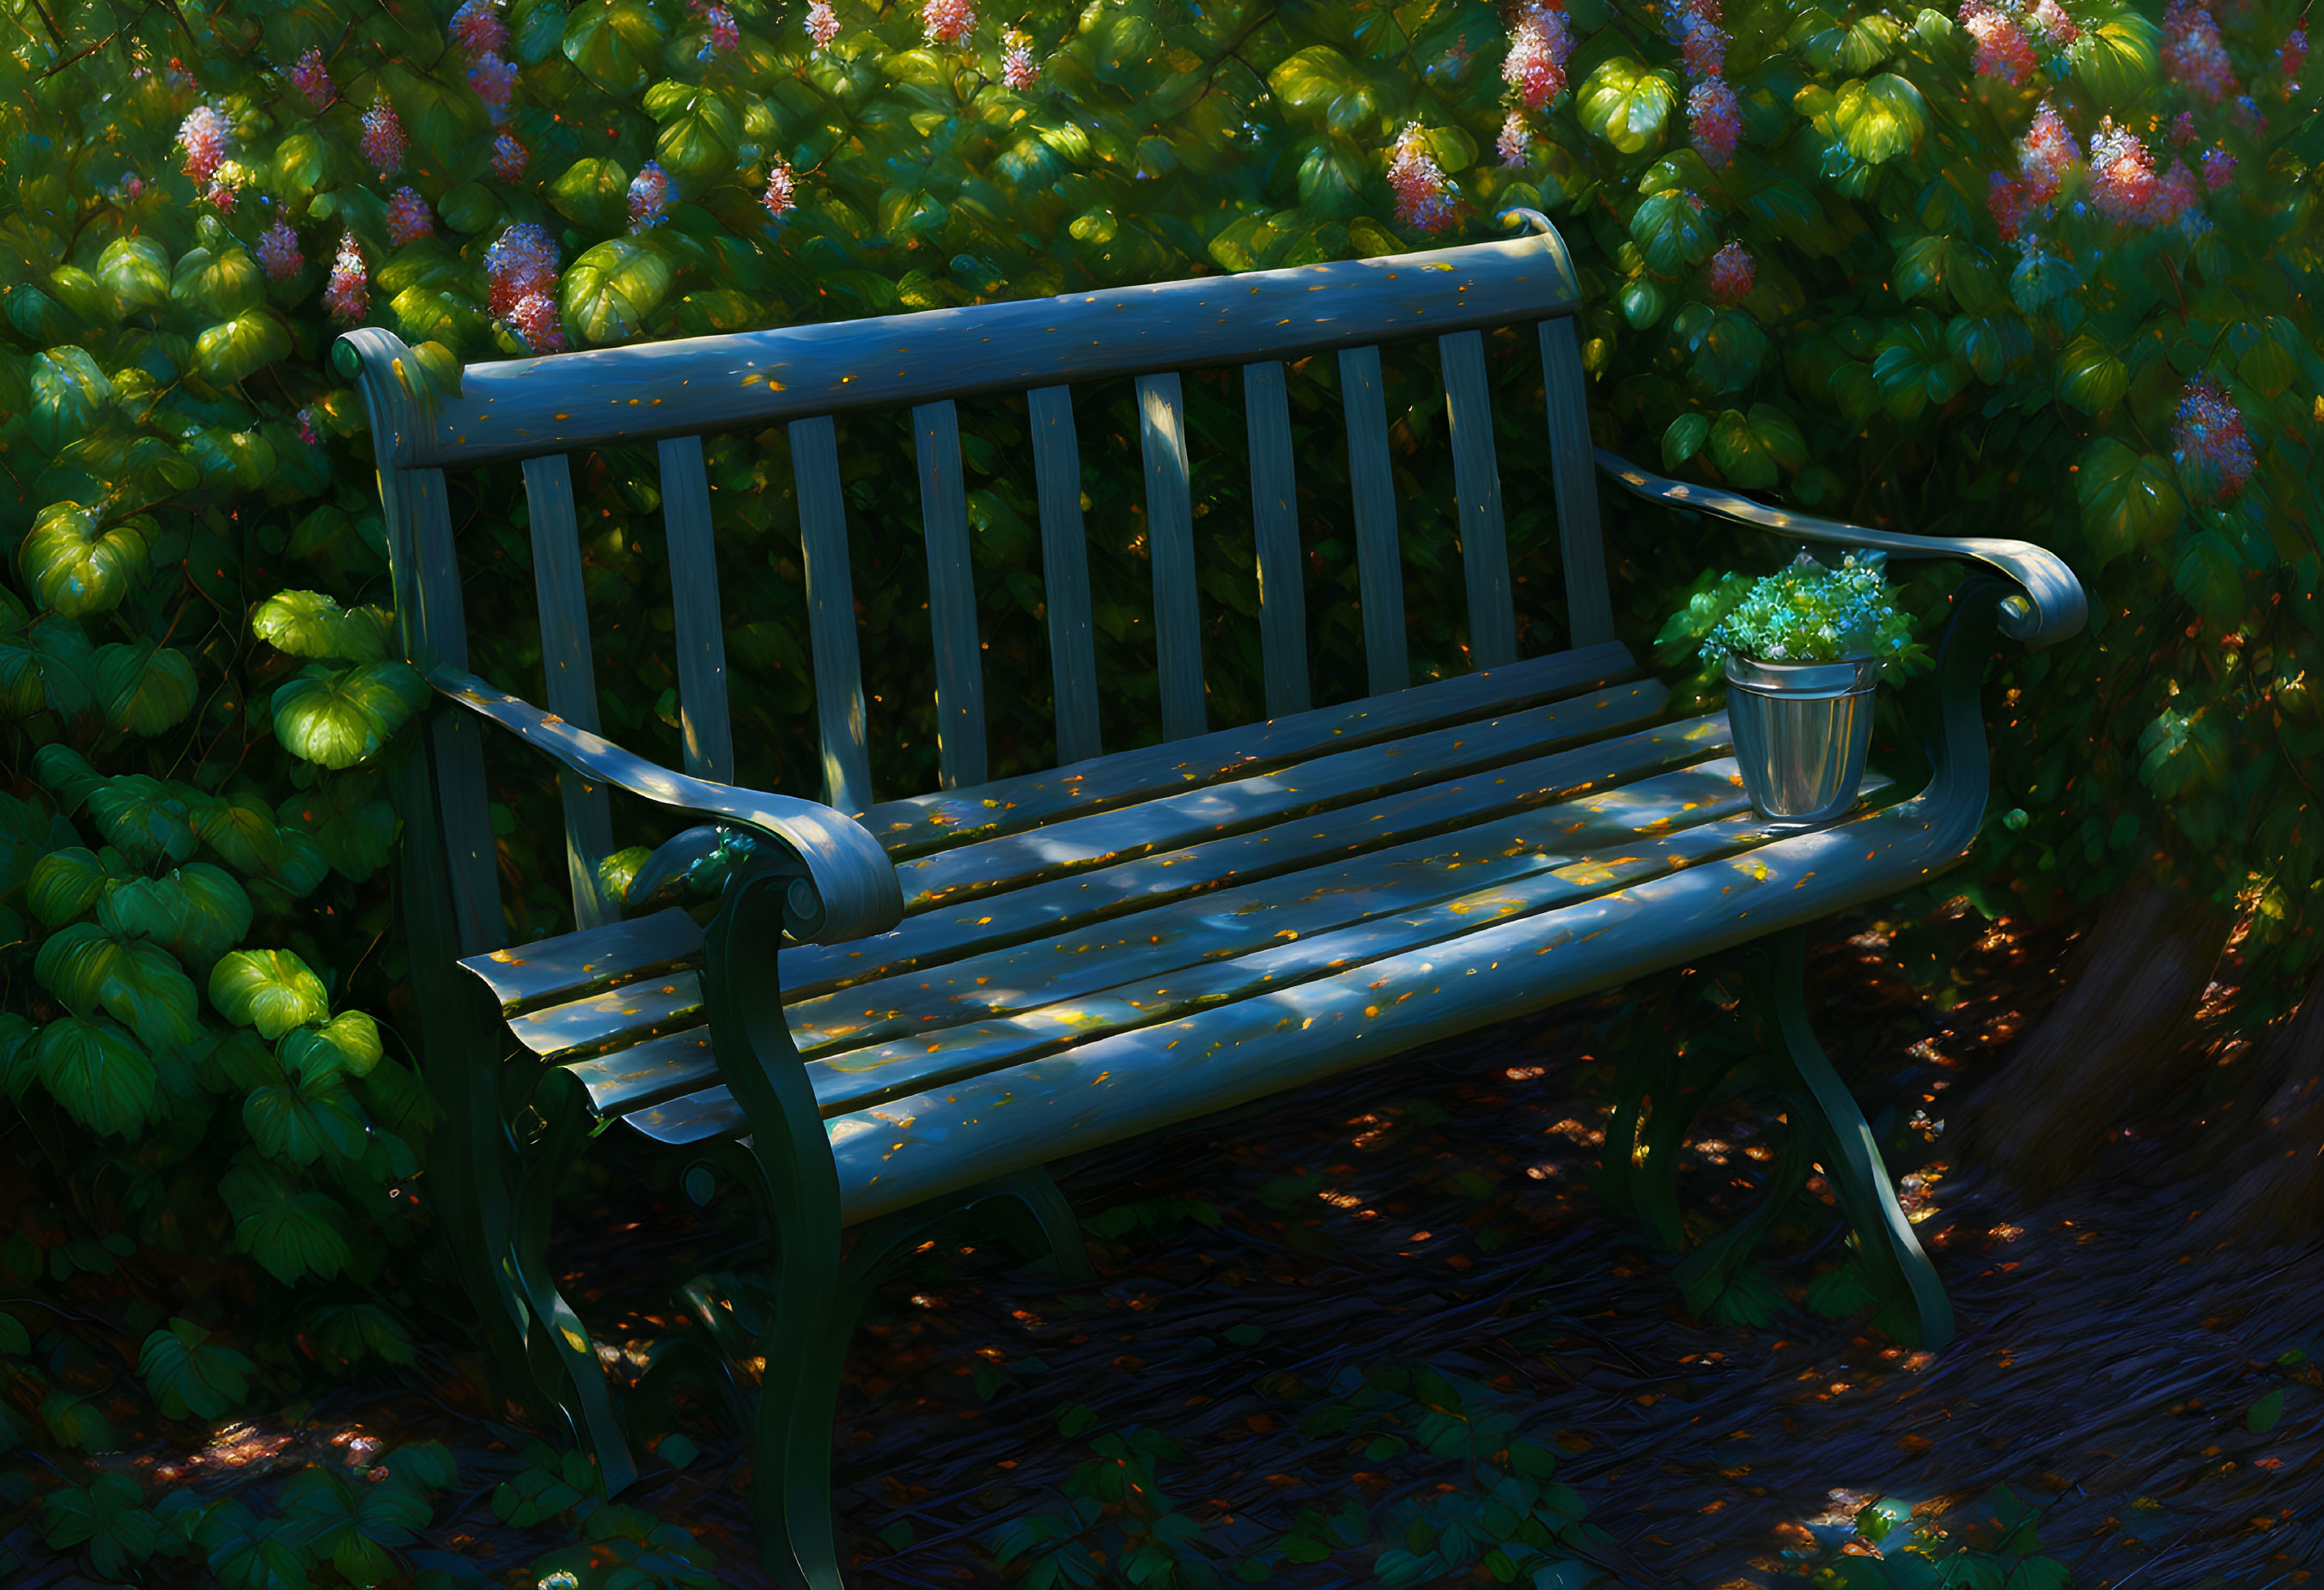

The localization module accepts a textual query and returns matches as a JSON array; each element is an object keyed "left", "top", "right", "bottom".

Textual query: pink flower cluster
[
  {"left": 1501, "top": 2, "right": 1575, "bottom": 111},
  {"left": 2172, "top": 375, "right": 2254, "bottom": 502},
  {"left": 1387, "top": 122, "right": 1457, "bottom": 234},
  {"left": 295, "top": 408, "right": 319, "bottom": 446},
  {"left": 1497, "top": 109, "right": 1530, "bottom": 168},
  {"left": 629, "top": 161, "right": 673, "bottom": 231},
  {"left": 807, "top": 0, "right": 841, "bottom": 50},
  {"left": 178, "top": 103, "right": 230, "bottom": 184},
  {"left": 1003, "top": 28, "right": 1039, "bottom": 90},
  {"left": 1706, "top": 239, "right": 1754, "bottom": 305},
  {"left": 386, "top": 187, "right": 434, "bottom": 246},
  {"left": 2086, "top": 117, "right": 2157, "bottom": 223},
  {"left": 492, "top": 130, "right": 529, "bottom": 184},
  {"left": 290, "top": 47, "right": 333, "bottom": 109},
  {"left": 690, "top": 0, "right": 739, "bottom": 60},
  {"left": 324, "top": 233, "right": 368, "bottom": 325},
  {"left": 258, "top": 220, "right": 302, "bottom": 282},
  {"left": 1987, "top": 99, "right": 2078, "bottom": 245},
  {"left": 1664, "top": 0, "right": 1739, "bottom": 169},
  {"left": 2160, "top": 0, "right": 2236, "bottom": 104},
  {"left": 361, "top": 93, "right": 406, "bottom": 179},
  {"left": 470, "top": 53, "right": 519, "bottom": 119},
  {"left": 487, "top": 223, "right": 563, "bottom": 353},
  {"left": 923, "top": 0, "right": 974, "bottom": 46},
  {"left": 763, "top": 156, "right": 798, "bottom": 218},
  {"left": 2203, "top": 145, "right": 2236, "bottom": 189},
  {"left": 1956, "top": 0, "right": 2078, "bottom": 88},
  {"left": 450, "top": 0, "right": 508, "bottom": 55}
]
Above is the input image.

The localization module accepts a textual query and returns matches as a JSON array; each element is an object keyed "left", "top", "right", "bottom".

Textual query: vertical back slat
[
  {"left": 1135, "top": 373, "right": 1206, "bottom": 742},
  {"left": 656, "top": 436, "right": 734, "bottom": 783},
  {"left": 1242, "top": 362, "right": 1310, "bottom": 720},
  {"left": 1338, "top": 346, "right": 1408, "bottom": 696},
  {"left": 1026, "top": 386, "right": 1103, "bottom": 765},
  {"left": 789, "top": 416, "right": 874, "bottom": 814},
  {"left": 914, "top": 399, "right": 988, "bottom": 789},
  {"left": 1438, "top": 330, "right": 1517, "bottom": 671},
  {"left": 522, "top": 454, "right": 616, "bottom": 929},
  {"left": 1539, "top": 316, "right": 1617, "bottom": 649},
  {"left": 396, "top": 466, "right": 504, "bottom": 953}
]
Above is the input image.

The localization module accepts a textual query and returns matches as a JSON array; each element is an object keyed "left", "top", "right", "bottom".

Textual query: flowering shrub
[{"left": 1677, "top": 552, "right": 1925, "bottom": 671}]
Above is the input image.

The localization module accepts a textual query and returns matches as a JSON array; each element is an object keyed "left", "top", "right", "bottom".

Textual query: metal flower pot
[{"left": 1723, "top": 653, "right": 1883, "bottom": 825}]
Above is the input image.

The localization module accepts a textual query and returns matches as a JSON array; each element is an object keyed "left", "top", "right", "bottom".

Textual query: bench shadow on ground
[{"left": 37, "top": 911, "right": 2318, "bottom": 1590}]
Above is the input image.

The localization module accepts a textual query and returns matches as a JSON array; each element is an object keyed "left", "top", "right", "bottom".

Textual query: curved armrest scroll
[
  {"left": 430, "top": 667, "right": 903, "bottom": 944},
  {"left": 1595, "top": 449, "right": 2087, "bottom": 648}
]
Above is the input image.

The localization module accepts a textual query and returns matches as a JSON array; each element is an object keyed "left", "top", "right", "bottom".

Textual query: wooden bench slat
[
  {"left": 564, "top": 1029, "right": 716, "bottom": 1118},
  {"left": 791, "top": 415, "right": 875, "bottom": 813},
  {"left": 1242, "top": 361, "right": 1311, "bottom": 720},
  {"left": 621, "top": 768, "right": 1901, "bottom": 1151},
  {"left": 399, "top": 235, "right": 1585, "bottom": 468},
  {"left": 785, "top": 706, "right": 1717, "bottom": 1002},
  {"left": 1136, "top": 372, "right": 1206, "bottom": 742},
  {"left": 857, "top": 640, "right": 1634, "bottom": 860},
  {"left": 822, "top": 777, "right": 1921, "bottom": 1217},
  {"left": 1439, "top": 330, "right": 1517, "bottom": 671},
  {"left": 1027, "top": 385, "right": 1104, "bottom": 766},
  {"left": 658, "top": 436, "right": 736, "bottom": 783},
  {"left": 788, "top": 757, "right": 1751, "bottom": 1058},
  {"left": 392, "top": 466, "right": 505, "bottom": 953},
  {"left": 462, "top": 907, "right": 704, "bottom": 1015},
  {"left": 509, "top": 968, "right": 704, "bottom": 1063},
  {"left": 523, "top": 454, "right": 617, "bottom": 929},
  {"left": 888, "top": 679, "right": 1670, "bottom": 912},
  {"left": 916, "top": 399, "right": 989, "bottom": 789},
  {"left": 1339, "top": 346, "right": 1408, "bottom": 697},
  {"left": 1540, "top": 318, "right": 1616, "bottom": 650}
]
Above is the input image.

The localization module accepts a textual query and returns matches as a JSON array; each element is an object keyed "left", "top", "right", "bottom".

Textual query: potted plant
[{"left": 1670, "top": 551, "right": 1928, "bottom": 825}]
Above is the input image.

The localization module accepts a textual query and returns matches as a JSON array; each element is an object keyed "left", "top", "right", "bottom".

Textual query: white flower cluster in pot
[{"left": 1699, "top": 550, "right": 1916, "bottom": 667}]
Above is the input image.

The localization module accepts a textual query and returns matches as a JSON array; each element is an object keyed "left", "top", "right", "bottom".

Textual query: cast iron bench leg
[
  {"left": 1756, "top": 927, "right": 1956, "bottom": 1349},
  {"left": 699, "top": 865, "right": 1092, "bottom": 1583}
]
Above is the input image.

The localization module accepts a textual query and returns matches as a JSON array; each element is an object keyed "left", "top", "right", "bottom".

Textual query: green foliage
[{"left": 1795, "top": 1485, "right": 2079, "bottom": 1589}]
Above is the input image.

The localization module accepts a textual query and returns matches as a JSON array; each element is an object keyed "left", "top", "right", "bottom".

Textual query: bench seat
[{"left": 462, "top": 641, "right": 1914, "bottom": 1221}]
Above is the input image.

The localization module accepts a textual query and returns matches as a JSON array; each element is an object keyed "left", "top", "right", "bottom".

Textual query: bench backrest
[{"left": 341, "top": 216, "right": 1609, "bottom": 948}]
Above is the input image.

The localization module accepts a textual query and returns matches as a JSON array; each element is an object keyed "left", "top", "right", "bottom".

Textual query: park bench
[{"left": 338, "top": 210, "right": 2084, "bottom": 1586}]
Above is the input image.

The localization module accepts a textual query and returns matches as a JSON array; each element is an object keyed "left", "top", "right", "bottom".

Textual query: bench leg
[
  {"left": 1753, "top": 927, "right": 1956, "bottom": 1349},
  {"left": 672, "top": 1159, "right": 1089, "bottom": 1587},
  {"left": 699, "top": 862, "right": 1092, "bottom": 1583}
]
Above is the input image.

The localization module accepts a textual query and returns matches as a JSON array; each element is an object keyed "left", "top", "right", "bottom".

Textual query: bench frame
[{"left": 339, "top": 212, "right": 2082, "bottom": 1586}]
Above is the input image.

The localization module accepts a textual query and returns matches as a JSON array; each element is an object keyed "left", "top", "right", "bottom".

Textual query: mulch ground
[{"left": 17, "top": 909, "right": 2321, "bottom": 1589}]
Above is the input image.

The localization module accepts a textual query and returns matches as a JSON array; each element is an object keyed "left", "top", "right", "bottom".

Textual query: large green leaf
[
  {"left": 278, "top": 777, "right": 398, "bottom": 880},
  {"left": 33, "top": 1016, "right": 159, "bottom": 1136},
  {"left": 172, "top": 247, "right": 266, "bottom": 319},
  {"left": 2057, "top": 334, "right": 2129, "bottom": 415},
  {"left": 563, "top": 0, "right": 666, "bottom": 96},
  {"left": 1833, "top": 74, "right": 1926, "bottom": 165},
  {"left": 1579, "top": 59, "right": 1678, "bottom": 155},
  {"left": 42, "top": 1473, "right": 156, "bottom": 1580},
  {"left": 2076, "top": 439, "right": 2184, "bottom": 569},
  {"left": 139, "top": 1318, "right": 256, "bottom": 1420},
  {"left": 27, "top": 847, "right": 112, "bottom": 927},
  {"left": 97, "top": 643, "right": 198, "bottom": 735},
  {"left": 244, "top": 1072, "right": 369, "bottom": 1166},
  {"left": 210, "top": 948, "right": 331, "bottom": 1038},
  {"left": 27, "top": 347, "right": 112, "bottom": 453},
  {"left": 2074, "top": 14, "right": 2159, "bottom": 101},
  {"left": 21, "top": 502, "right": 146, "bottom": 618},
  {"left": 1871, "top": 311, "right": 1969, "bottom": 420},
  {"left": 652, "top": 85, "right": 742, "bottom": 182},
  {"left": 1629, "top": 189, "right": 1717, "bottom": 275},
  {"left": 548, "top": 157, "right": 632, "bottom": 232},
  {"left": 251, "top": 590, "right": 393, "bottom": 661},
  {"left": 34, "top": 923, "right": 202, "bottom": 1051},
  {"left": 278, "top": 1011, "right": 383, "bottom": 1083},
  {"left": 562, "top": 238, "right": 674, "bottom": 345},
  {"left": 97, "top": 236, "right": 171, "bottom": 315},
  {"left": 232, "top": 1182, "right": 350, "bottom": 1284},
  {"left": 193, "top": 311, "right": 293, "bottom": 388},
  {"left": 96, "top": 865, "right": 252, "bottom": 967},
  {"left": 270, "top": 661, "right": 427, "bottom": 768},
  {"left": 86, "top": 774, "right": 198, "bottom": 864}
]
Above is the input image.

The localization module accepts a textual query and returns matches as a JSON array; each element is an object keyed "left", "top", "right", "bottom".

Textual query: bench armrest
[
  {"left": 430, "top": 666, "right": 904, "bottom": 944},
  {"left": 1595, "top": 449, "right": 2087, "bottom": 648}
]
